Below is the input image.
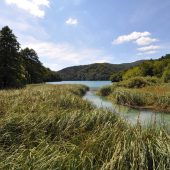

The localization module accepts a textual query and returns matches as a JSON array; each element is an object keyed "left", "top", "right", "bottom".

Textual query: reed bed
[
  {"left": 109, "top": 84, "right": 170, "bottom": 112},
  {"left": 0, "top": 84, "right": 169, "bottom": 169}
]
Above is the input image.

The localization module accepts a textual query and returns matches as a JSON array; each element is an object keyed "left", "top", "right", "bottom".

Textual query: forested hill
[{"left": 58, "top": 60, "right": 145, "bottom": 81}]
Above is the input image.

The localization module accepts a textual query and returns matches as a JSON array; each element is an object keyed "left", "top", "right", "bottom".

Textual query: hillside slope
[{"left": 57, "top": 60, "right": 145, "bottom": 80}]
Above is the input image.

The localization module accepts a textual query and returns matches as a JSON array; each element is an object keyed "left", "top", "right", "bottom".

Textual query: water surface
[
  {"left": 84, "top": 90, "right": 170, "bottom": 127},
  {"left": 49, "top": 81, "right": 170, "bottom": 127},
  {"left": 48, "top": 81, "right": 112, "bottom": 90}
]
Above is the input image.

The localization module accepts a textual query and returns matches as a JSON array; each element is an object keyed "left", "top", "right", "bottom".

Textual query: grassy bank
[
  {"left": 0, "top": 84, "right": 169, "bottom": 169},
  {"left": 99, "top": 77, "right": 170, "bottom": 112}
]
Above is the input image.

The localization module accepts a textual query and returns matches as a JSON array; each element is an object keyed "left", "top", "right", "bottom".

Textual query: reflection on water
[{"left": 83, "top": 91, "right": 170, "bottom": 127}]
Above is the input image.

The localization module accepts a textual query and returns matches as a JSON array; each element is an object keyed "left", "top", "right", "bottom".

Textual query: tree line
[
  {"left": 110, "top": 54, "right": 170, "bottom": 82},
  {"left": 0, "top": 26, "right": 61, "bottom": 89}
]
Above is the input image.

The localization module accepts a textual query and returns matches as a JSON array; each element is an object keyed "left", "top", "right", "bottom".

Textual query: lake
[
  {"left": 48, "top": 81, "right": 112, "bottom": 90},
  {"left": 49, "top": 81, "right": 170, "bottom": 127}
]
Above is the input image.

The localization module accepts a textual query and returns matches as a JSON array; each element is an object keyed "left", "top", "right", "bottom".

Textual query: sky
[{"left": 0, "top": 0, "right": 170, "bottom": 71}]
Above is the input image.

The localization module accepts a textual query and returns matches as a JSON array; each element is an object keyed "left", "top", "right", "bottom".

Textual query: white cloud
[
  {"left": 137, "top": 51, "right": 157, "bottom": 56},
  {"left": 136, "top": 37, "right": 158, "bottom": 46},
  {"left": 112, "top": 31, "right": 151, "bottom": 45},
  {"left": 144, "top": 51, "right": 158, "bottom": 54},
  {"left": 21, "top": 37, "right": 112, "bottom": 70},
  {"left": 137, "top": 45, "right": 161, "bottom": 52},
  {"left": 112, "top": 31, "right": 161, "bottom": 56},
  {"left": 66, "top": 18, "right": 78, "bottom": 25},
  {"left": 5, "top": 0, "right": 50, "bottom": 18}
]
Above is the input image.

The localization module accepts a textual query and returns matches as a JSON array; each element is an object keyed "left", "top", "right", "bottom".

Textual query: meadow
[{"left": 0, "top": 84, "right": 169, "bottom": 169}]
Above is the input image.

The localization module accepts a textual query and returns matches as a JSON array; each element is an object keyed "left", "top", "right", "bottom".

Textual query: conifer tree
[{"left": 0, "top": 26, "right": 26, "bottom": 88}]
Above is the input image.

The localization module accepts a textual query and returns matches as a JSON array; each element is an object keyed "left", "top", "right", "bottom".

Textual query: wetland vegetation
[
  {"left": 0, "top": 84, "right": 169, "bottom": 169},
  {"left": 0, "top": 25, "right": 170, "bottom": 169}
]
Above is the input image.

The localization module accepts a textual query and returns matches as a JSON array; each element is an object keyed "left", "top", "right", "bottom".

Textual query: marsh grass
[
  {"left": 99, "top": 82, "right": 170, "bottom": 112},
  {"left": 0, "top": 84, "right": 169, "bottom": 169},
  {"left": 109, "top": 84, "right": 170, "bottom": 112}
]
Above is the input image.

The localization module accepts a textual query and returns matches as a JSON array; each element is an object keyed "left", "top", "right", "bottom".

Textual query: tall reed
[{"left": 0, "top": 84, "right": 169, "bottom": 169}]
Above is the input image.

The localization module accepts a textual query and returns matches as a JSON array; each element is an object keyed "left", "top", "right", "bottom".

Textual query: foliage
[
  {"left": 140, "top": 61, "right": 154, "bottom": 76},
  {"left": 21, "top": 48, "right": 44, "bottom": 83},
  {"left": 58, "top": 61, "right": 144, "bottom": 81},
  {"left": 21, "top": 48, "right": 61, "bottom": 84},
  {"left": 123, "top": 67, "right": 143, "bottom": 80},
  {"left": 0, "top": 84, "right": 169, "bottom": 169},
  {"left": 0, "top": 26, "right": 26, "bottom": 88},
  {"left": 108, "top": 84, "right": 170, "bottom": 112},
  {"left": 110, "top": 71, "right": 123, "bottom": 82},
  {"left": 117, "top": 76, "right": 160, "bottom": 88},
  {"left": 162, "top": 64, "right": 170, "bottom": 83},
  {"left": 0, "top": 26, "right": 61, "bottom": 88},
  {"left": 99, "top": 85, "right": 112, "bottom": 96},
  {"left": 113, "top": 55, "right": 170, "bottom": 83}
]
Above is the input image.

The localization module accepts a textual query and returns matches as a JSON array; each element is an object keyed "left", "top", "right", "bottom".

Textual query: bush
[
  {"left": 162, "top": 69, "right": 170, "bottom": 83},
  {"left": 99, "top": 86, "right": 112, "bottom": 96},
  {"left": 114, "top": 88, "right": 147, "bottom": 106},
  {"left": 110, "top": 72, "right": 123, "bottom": 82},
  {"left": 118, "top": 76, "right": 160, "bottom": 88},
  {"left": 123, "top": 67, "right": 143, "bottom": 80}
]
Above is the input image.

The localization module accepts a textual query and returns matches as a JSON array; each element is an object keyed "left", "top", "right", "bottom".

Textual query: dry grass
[
  {"left": 101, "top": 83, "right": 170, "bottom": 112},
  {"left": 0, "top": 84, "right": 169, "bottom": 169}
]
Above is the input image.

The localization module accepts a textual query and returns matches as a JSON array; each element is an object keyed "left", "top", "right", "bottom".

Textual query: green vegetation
[
  {"left": 0, "top": 26, "right": 61, "bottom": 89},
  {"left": 99, "top": 77, "right": 170, "bottom": 112},
  {"left": 111, "top": 85, "right": 170, "bottom": 112},
  {"left": 0, "top": 26, "right": 26, "bottom": 88},
  {"left": 110, "top": 54, "right": 170, "bottom": 83},
  {"left": 108, "top": 55, "right": 170, "bottom": 111},
  {"left": 58, "top": 60, "right": 144, "bottom": 81},
  {"left": 115, "top": 76, "right": 161, "bottom": 88},
  {"left": 0, "top": 84, "right": 169, "bottom": 169},
  {"left": 98, "top": 85, "right": 112, "bottom": 96}
]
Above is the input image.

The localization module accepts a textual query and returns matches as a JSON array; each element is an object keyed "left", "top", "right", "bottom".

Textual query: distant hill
[{"left": 57, "top": 60, "right": 145, "bottom": 81}]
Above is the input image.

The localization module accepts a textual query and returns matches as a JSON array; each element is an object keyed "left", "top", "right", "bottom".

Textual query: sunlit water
[{"left": 49, "top": 81, "right": 170, "bottom": 127}]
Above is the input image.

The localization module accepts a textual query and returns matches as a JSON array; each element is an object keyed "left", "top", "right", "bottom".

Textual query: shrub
[
  {"left": 162, "top": 69, "right": 170, "bottom": 83},
  {"left": 118, "top": 76, "right": 160, "bottom": 88},
  {"left": 99, "top": 86, "right": 112, "bottom": 96},
  {"left": 123, "top": 67, "right": 143, "bottom": 80},
  {"left": 110, "top": 72, "right": 123, "bottom": 82}
]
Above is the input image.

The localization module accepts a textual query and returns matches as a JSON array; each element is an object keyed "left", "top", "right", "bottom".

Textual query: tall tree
[
  {"left": 21, "top": 48, "right": 44, "bottom": 83},
  {"left": 21, "top": 48, "right": 61, "bottom": 83},
  {"left": 0, "top": 26, "right": 26, "bottom": 88}
]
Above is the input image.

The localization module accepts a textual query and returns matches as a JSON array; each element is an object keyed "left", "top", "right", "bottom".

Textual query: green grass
[
  {"left": 99, "top": 78, "right": 170, "bottom": 112},
  {"left": 0, "top": 84, "right": 169, "bottom": 169},
  {"left": 107, "top": 84, "right": 170, "bottom": 112}
]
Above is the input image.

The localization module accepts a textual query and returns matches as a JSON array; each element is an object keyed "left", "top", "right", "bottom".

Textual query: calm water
[
  {"left": 84, "top": 91, "right": 170, "bottom": 127},
  {"left": 49, "top": 81, "right": 170, "bottom": 127},
  {"left": 48, "top": 81, "right": 112, "bottom": 90}
]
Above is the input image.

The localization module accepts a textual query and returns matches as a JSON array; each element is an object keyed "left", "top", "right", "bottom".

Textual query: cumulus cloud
[
  {"left": 66, "top": 18, "right": 78, "bottom": 25},
  {"left": 112, "top": 31, "right": 151, "bottom": 45},
  {"left": 112, "top": 31, "right": 161, "bottom": 55},
  {"left": 5, "top": 0, "right": 50, "bottom": 17},
  {"left": 136, "top": 37, "right": 158, "bottom": 46},
  {"left": 137, "top": 45, "right": 161, "bottom": 52}
]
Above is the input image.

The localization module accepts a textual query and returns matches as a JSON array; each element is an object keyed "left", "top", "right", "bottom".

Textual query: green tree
[
  {"left": 123, "top": 67, "right": 143, "bottom": 80},
  {"left": 21, "top": 48, "right": 61, "bottom": 83},
  {"left": 140, "top": 61, "right": 154, "bottom": 76},
  {"left": 110, "top": 72, "right": 123, "bottom": 82},
  {"left": 0, "top": 26, "right": 26, "bottom": 88},
  {"left": 162, "top": 64, "right": 170, "bottom": 83},
  {"left": 21, "top": 48, "right": 44, "bottom": 83}
]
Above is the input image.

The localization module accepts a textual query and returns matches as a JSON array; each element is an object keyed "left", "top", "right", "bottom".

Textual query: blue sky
[{"left": 0, "top": 0, "right": 170, "bottom": 70}]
